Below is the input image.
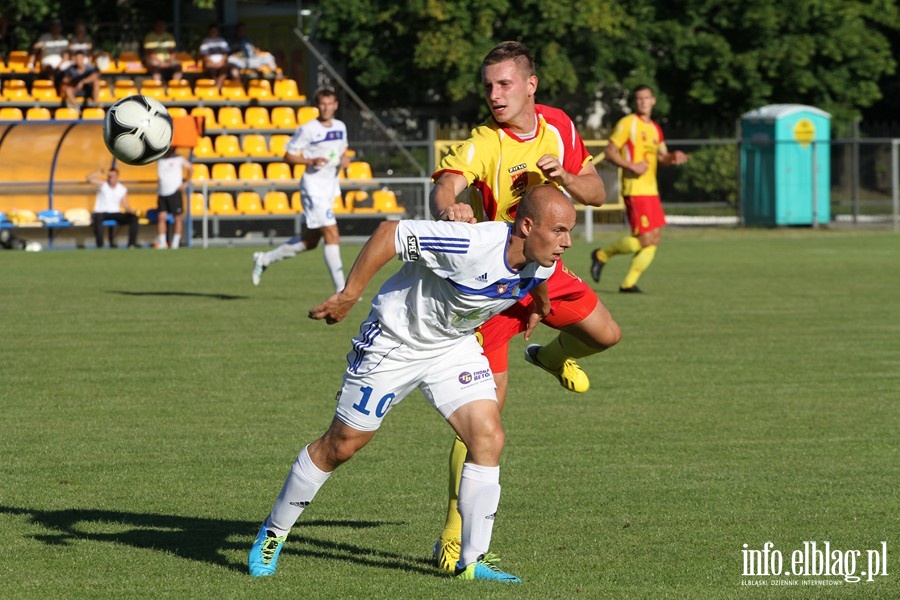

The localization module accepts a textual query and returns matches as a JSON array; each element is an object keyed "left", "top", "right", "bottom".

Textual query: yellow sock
[
  {"left": 622, "top": 244, "right": 657, "bottom": 289},
  {"left": 536, "top": 331, "right": 599, "bottom": 369},
  {"left": 440, "top": 435, "right": 467, "bottom": 540},
  {"left": 598, "top": 235, "right": 641, "bottom": 262}
]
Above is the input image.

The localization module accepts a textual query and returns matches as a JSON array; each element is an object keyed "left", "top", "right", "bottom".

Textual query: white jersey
[
  {"left": 157, "top": 155, "right": 190, "bottom": 196},
  {"left": 93, "top": 181, "right": 127, "bottom": 213},
  {"left": 285, "top": 118, "right": 348, "bottom": 201},
  {"left": 368, "top": 220, "right": 555, "bottom": 350}
]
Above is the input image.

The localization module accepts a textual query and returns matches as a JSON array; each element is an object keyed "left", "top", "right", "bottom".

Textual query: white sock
[
  {"left": 323, "top": 243, "right": 345, "bottom": 292},
  {"left": 457, "top": 463, "right": 501, "bottom": 567},
  {"left": 265, "top": 236, "right": 307, "bottom": 265},
  {"left": 156, "top": 233, "right": 167, "bottom": 247},
  {"left": 267, "top": 445, "right": 331, "bottom": 536},
  {"left": 171, "top": 233, "right": 181, "bottom": 249}
]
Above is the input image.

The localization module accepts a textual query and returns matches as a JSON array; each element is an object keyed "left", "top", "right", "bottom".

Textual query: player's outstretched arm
[
  {"left": 430, "top": 172, "right": 475, "bottom": 222},
  {"left": 308, "top": 220, "right": 400, "bottom": 324}
]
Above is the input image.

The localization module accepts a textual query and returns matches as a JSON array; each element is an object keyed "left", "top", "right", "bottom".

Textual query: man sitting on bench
[{"left": 87, "top": 167, "right": 139, "bottom": 248}]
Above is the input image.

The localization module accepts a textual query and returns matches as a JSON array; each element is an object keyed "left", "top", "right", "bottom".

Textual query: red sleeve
[{"left": 536, "top": 104, "right": 591, "bottom": 175}]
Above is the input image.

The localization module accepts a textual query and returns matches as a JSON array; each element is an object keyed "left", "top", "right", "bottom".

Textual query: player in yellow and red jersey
[
  {"left": 429, "top": 41, "right": 623, "bottom": 571},
  {"left": 590, "top": 85, "right": 689, "bottom": 293}
]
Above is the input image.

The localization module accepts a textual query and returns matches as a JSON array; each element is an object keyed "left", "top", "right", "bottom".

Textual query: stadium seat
[
  {"left": 220, "top": 79, "right": 247, "bottom": 101},
  {"left": 373, "top": 189, "right": 404, "bottom": 213},
  {"left": 192, "top": 163, "right": 210, "bottom": 182},
  {"left": 211, "top": 163, "right": 237, "bottom": 181},
  {"left": 97, "top": 80, "right": 114, "bottom": 103},
  {"left": 174, "top": 52, "right": 201, "bottom": 74},
  {"left": 213, "top": 134, "right": 243, "bottom": 157},
  {"left": 273, "top": 78, "right": 302, "bottom": 100},
  {"left": 266, "top": 162, "right": 292, "bottom": 181},
  {"left": 270, "top": 106, "right": 297, "bottom": 129},
  {"left": 217, "top": 106, "right": 246, "bottom": 130},
  {"left": 297, "top": 106, "right": 319, "bottom": 125},
  {"left": 208, "top": 192, "right": 237, "bottom": 215},
  {"left": 190, "top": 106, "right": 217, "bottom": 129},
  {"left": 247, "top": 79, "right": 272, "bottom": 101},
  {"left": 81, "top": 107, "right": 105, "bottom": 120},
  {"left": 193, "top": 136, "right": 216, "bottom": 158},
  {"left": 167, "top": 106, "right": 188, "bottom": 118},
  {"left": 236, "top": 191, "right": 265, "bottom": 215},
  {"left": 9, "top": 208, "right": 39, "bottom": 225},
  {"left": 1, "top": 78, "right": 29, "bottom": 101},
  {"left": 64, "top": 208, "right": 92, "bottom": 226},
  {"left": 139, "top": 79, "right": 166, "bottom": 100},
  {"left": 332, "top": 194, "right": 348, "bottom": 214},
  {"left": 190, "top": 192, "right": 207, "bottom": 214},
  {"left": 268, "top": 134, "right": 291, "bottom": 157},
  {"left": 38, "top": 209, "right": 70, "bottom": 227},
  {"left": 345, "top": 161, "right": 374, "bottom": 180},
  {"left": 264, "top": 191, "right": 292, "bottom": 214},
  {"left": 238, "top": 162, "right": 265, "bottom": 181},
  {"left": 165, "top": 79, "right": 196, "bottom": 101},
  {"left": 194, "top": 79, "right": 220, "bottom": 100},
  {"left": 241, "top": 134, "right": 269, "bottom": 157},
  {"left": 293, "top": 163, "right": 306, "bottom": 178},
  {"left": 244, "top": 106, "right": 271, "bottom": 129},
  {"left": 26, "top": 107, "right": 52, "bottom": 120},
  {"left": 117, "top": 51, "right": 146, "bottom": 74},
  {"left": 345, "top": 190, "right": 373, "bottom": 213},
  {"left": 31, "top": 79, "right": 61, "bottom": 102},
  {"left": 0, "top": 107, "right": 24, "bottom": 121},
  {"left": 290, "top": 191, "right": 304, "bottom": 212},
  {"left": 5, "top": 51, "right": 34, "bottom": 74},
  {"left": 54, "top": 107, "right": 80, "bottom": 120},
  {"left": 113, "top": 79, "right": 139, "bottom": 99}
]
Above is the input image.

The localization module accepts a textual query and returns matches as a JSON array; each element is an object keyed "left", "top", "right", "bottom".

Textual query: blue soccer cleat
[
  {"left": 455, "top": 552, "right": 521, "bottom": 583},
  {"left": 248, "top": 523, "right": 287, "bottom": 577}
]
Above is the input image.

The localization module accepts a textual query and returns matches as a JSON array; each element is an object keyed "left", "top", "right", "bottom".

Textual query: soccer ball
[{"left": 102, "top": 95, "right": 173, "bottom": 165}]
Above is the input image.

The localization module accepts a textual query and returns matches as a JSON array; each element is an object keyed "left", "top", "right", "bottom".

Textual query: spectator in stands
[
  {"left": 66, "top": 21, "right": 94, "bottom": 64},
  {"left": 199, "top": 23, "right": 238, "bottom": 89},
  {"left": 227, "top": 22, "right": 279, "bottom": 77},
  {"left": 29, "top": 18, "right": 69, "bottom": 76},
  {"left": 60, "top": 50, "right": 100, "bottom": 110},
  {"left": 87, "top": 168, "right": 139, "bottom": 249},
  {"left": 143, "top": 19, "right": 182, "bottom": 82},
  {"left": 155, "top": 147, "right": 192, "bottom": 250}
]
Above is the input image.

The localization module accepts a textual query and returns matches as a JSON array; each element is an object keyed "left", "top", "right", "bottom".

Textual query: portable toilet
[{"left": 740, "top": 104, "right": 830, "bottom": 226}]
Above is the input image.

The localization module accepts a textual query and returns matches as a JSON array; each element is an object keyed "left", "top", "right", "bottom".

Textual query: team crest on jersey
[
  {"left": 406, "top": 236, "right": 420, "bottom": 260},
  {"left": 496, "top": 283, "right": 509, "bottom": 295},
  {"left": 511, "top": 170, "right": 528, "bottom": 195}
]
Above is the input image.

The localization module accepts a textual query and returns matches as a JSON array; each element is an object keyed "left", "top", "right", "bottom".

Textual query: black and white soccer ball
[{"left": 102, "top": 95, "right": 173, "bottom": 165}]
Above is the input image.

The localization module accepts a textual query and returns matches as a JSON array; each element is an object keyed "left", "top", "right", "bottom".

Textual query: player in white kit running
[
  {"left": 248, "top": 185, "right": 577, "bottom": 582},
  {"left": 252, "top": 87, "right": 351, "bottom": 291}
]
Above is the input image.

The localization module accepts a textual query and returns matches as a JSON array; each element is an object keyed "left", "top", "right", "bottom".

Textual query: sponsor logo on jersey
[
  {"left": 406, "top": 236, "right": 420, "bottom": 260},
  {"left": 476, "top": 272, "right": 488, "bottom": 283},
  {"left": 458, "top": 371, "right": 473, "bottom": 384},
  {"left": 458, "top": 369, "right": 492, "bottom": 385}
]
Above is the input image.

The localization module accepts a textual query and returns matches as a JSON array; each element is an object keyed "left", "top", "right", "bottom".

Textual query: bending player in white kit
[
  {"left": 252, "top": 87, "right": 351, "bottom": 291},
  {"left": 248, "top": 185, "right": 577, "bottom": 582}
]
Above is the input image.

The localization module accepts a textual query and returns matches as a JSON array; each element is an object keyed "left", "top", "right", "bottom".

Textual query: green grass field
[{"left": 1, "top": 228, "right": 898, "bottom": 599}]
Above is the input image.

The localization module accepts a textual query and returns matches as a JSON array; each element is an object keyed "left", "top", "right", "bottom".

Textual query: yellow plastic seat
[
  {"left": 345, "top": 161, "right": 374, "bottom": 180},
  {"left": 220, "top": 79, "right": 247, "bottom": 101},
  {"left": 194, "top": 79, "right": 220, "bottom": 100},
  {"left": 293, "top": 163, "right": 307, "bottom": 178},
  {"left": 241, "top": 134, "right": 269, "bottom": 157},
  {"left": 165, "top": 79, "right": 196, "bottom": 101},
  {"left": 64, "top": 208, "right": 92, "bottom": 226},
  {"left": 118, "top": 51, "right": 146, "bottom": 74},
  {"left": 31, "top": 79, "right": 61, "bottom": 102},
  {"left": 214, "top": 134, "right": 243, "bottom": 157},
  {"left": 238, "top": 162, "right": 264, "bottom": 181},
  {"left": 244, "top": 106, "right": 271, "bottom": 129},
  {"left": 208, "top": 192, "right": 237, "bottom": 215},
  {"left": 373, "top": 189, "right": 404, "bottom": 213},
  {"left": 247, "top": 79, "right": 272, "bottom": 101},
  {"left": 0, "top": 107, "right": 24, "bottom": 121},
  {"left": 167, "top": 106, "right": 188, "bottom": 118},
  {"left": 268, "top": 134, "right": 291, "bottom": 157},
  {"left": 236, "top": 191, "right": 265, "bottom": 215},
  {"left": 270, "top": 106, "right": 297, "bottom": 129},
  {"left": 345, "top": 190, "right": 373, "bottom": 213},
  {"left": 273, "top": 78, "right": 301, "bottom": 100},
  {"left": 332, "top": 194, "right": 348, "bottom": 214},
  {"left": 190, "top": 192, "right": 207, "bottom": 214},
  {"left": 297, "top": 106, "right": 319, "bottom": 125},
  {"left": 193, "top": 136, "right": 216, "bottom": 158},
  {"left": 264, "top": 191, "right": 292, "bottom": 214},
  {"left": 5, "top": 51, "right": 34, "bottom": 74},
  {"left": 81, "top": 107, "right": 105, "bottom": 120},
  {"left": 26, "top": 107, "right": 52, "bottom": 120},
  {"left": 211, "top": 162, "right": 237, "bottom": 181},
  {"left": 113, "top": 79, "right": 139, "bottom": 99},
  {"left": 174, "top": 52, "right": 200, "bottom": 74},
  {"left": 190, "top": 106, "right": 217, "bottom": 128},
  {"left": 1, "top": 79, "right": 29, "bottom": 101},
  {"left": 290, "top": 191, "right": 304, "bottom": 213},
  {"left": 192, "top": 163, "right": 210, "bottom": 182},
  {"left": 139, "top": 79, "right": 166, "bottom": 99},
  {"left": 54, "top": 107, "right": 80, "bottom": 120},
  {"left": 97, "top": 80, "right": 114, "bottom": 103},
  {"left": 266, "top": 162, "right": 292, "bottom": 181},
  {"left": 217, "top": 106, "right": 246, "bottom": 130}
]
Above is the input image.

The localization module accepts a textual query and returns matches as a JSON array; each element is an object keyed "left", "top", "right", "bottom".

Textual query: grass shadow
[{"left": 108, "top": 290, "right": 249, "bottom": 301}]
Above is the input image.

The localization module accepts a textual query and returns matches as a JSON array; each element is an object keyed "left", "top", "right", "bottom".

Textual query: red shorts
[
  {"left": 625, "top": 195, "right": 666, "bottom": 236},
  {"left": 476, "top": 259, "right": 599, "bottom": 372}
]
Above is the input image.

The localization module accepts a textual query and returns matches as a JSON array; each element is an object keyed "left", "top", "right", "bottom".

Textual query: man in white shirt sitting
[{"left": 87, "top": 168, "right": 139, "bottom": 248}]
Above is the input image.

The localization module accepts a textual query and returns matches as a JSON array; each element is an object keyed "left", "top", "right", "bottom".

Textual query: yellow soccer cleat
[
  {"left": 524, "top": 344, "right": 590, "bottom": 393},
  {"left": 432, "top": 536, "right": 461, "bottom": 573}
]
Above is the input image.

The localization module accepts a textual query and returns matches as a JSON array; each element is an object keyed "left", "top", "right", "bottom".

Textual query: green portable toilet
[{"left": 740, "top": 104, "right": 831, "bottom": 226}]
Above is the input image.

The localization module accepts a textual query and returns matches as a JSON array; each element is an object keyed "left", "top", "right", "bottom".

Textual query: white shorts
[
  {"left": 300, "top": 190, "right": 337, "bottom": 229},
  {"left": 334, "top": 318, "right": 497, "bottom": 431}
]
